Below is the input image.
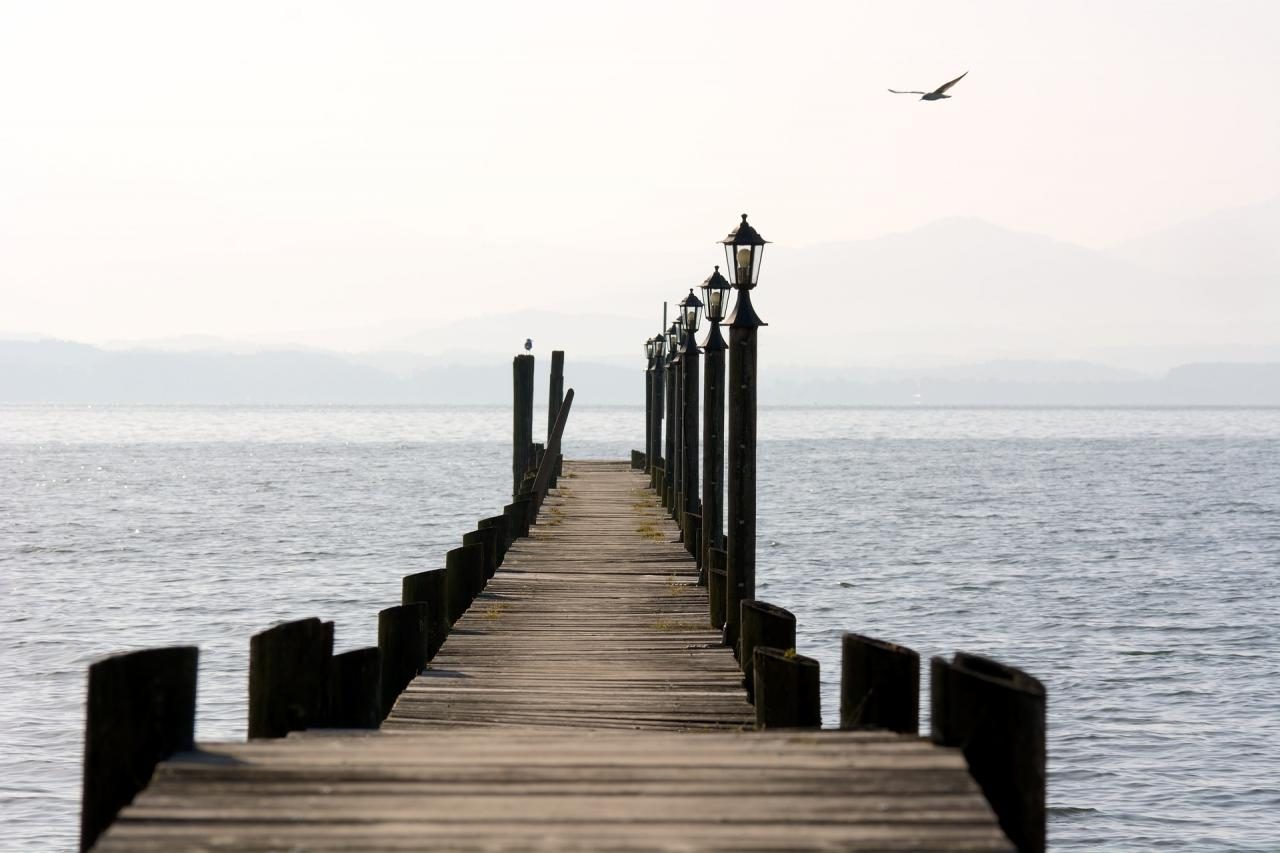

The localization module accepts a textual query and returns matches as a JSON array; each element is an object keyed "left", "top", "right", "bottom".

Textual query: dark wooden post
[
  {"left": 707, "top": 547, "right": 728, "bottom": 629},
  {"left": 841, "top": 633, "right": 919, "bottom": 734},
  {"left": 701, "top": 316, "right": 727, "bottom": 586},
  {"left": 378, "top": 603, "right": 431, "bottom": 717},
  {"left": 513, "top": 494, "right": 534, "bottom": 535},
  {"left": 739, "top": 600, "right": 796, "bottom": 698},
  {"left": 681, "top": 329, "right": 699, "bottom": 546},
  {"left": 753, "top": 646, "right": 820, "bottom": 730},
  {"left": 248, "top": 617, "right": 333, "bottom": 739},
  {"left": 479, "top": 515, "right": 509, "bottom": 569},
  {"left": 402, "top": 568, "right": 449, "bottom": 658},
  {"left": 80, "top": 646, "right": 197, "bottom": 852},
  {"left": 512, "top": 353, "right": 535, "bottom": 498},
  {"left": 548, "top": 350, "right": 564, "bottom": 484},
  {"left": 463, "top": 527, "right": 497, "bottom": 585},
  {"left": 670, "top": 345, "right": 680, "bottom": 512},
  {"left": 326, "top": 647, "right": 381, "bottom": 728},
  {"left": 931, "top": 653, "right": 1046, "bottom": 853},
  {"left": 445, "top": 544, "right": 485, "bottom": 623}
]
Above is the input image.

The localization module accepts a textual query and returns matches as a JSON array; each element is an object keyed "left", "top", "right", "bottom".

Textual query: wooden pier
[{"left": 87, "top": 461, "right": 1014, "bottom": 851}]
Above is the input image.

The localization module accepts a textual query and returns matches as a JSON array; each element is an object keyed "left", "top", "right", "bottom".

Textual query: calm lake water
[{"left": 2, "top": 405, "right": 1278, "bottom": 851}]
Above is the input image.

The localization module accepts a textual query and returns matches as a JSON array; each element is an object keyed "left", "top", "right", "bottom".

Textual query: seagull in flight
[{"left": 889, "top": 71, "right": 968, "bottom": 101}]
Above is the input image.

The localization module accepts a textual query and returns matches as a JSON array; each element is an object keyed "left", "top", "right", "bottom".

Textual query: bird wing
[
  {"left": 933, "top": 71, "right": 968, "bottom": 94},
  {"left": 888, "top": 89, "right": 927, "bottom": 94}
]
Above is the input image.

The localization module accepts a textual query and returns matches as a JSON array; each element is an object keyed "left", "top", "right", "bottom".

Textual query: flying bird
[{"left": 889, "top": 71, "right": 968, "bottom": 101}]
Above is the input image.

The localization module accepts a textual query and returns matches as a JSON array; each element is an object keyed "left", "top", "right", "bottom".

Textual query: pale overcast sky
[{"left": 2, "top": 1, "right": 1278, "bottom": 350}]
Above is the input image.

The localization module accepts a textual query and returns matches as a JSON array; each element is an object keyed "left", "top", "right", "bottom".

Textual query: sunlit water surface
[{"left": 2, "top": 405, "right": 1277, "bottom": 851}]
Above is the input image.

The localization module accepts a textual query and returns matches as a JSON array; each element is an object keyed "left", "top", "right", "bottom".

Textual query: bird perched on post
[
  {"left": 524, "top": 338, "right": 533, "bottom": 352},
  {"left": 889, "top": 71, "right": 968, "bottom": 101}
]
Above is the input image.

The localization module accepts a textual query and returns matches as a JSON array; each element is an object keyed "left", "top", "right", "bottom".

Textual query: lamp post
[
  {"left": 644, "top": 337, "right": 656, "bottom": 478},
  {"left": 663, "top": 321, "right": 679, "bottom": 514},
  {"left": 699, "top": 266, "right": 731, "bottom": 586},
  {"left": 670, "top": 311, "right": 685, "bottom": 522},
  {"left": 722, "top": 213, "right": 768, "bottom": 654},
  {"left": 679, "top": 288, "right": 703, "bottom": 559},
  {"left": 650, "top": 334, "right": 665, "bottom": 489}
]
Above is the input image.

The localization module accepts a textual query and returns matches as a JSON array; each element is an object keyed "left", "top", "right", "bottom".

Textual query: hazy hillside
[{"left": 3, "top": 339, "right": 1278, "bottom": 405}]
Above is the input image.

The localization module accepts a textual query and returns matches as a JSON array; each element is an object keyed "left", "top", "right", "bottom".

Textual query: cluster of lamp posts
[{"left": 643, "top": 213, "right": 766, "bottom": 650}]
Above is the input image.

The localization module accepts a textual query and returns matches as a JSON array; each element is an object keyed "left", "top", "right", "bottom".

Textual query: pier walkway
[{"left": 91, "top": 462, "right": 1011, "bottom": 851}]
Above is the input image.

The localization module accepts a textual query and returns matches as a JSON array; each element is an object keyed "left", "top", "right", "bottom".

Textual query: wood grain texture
[{"left": 93, "top": 462, "right": 1010, "bottom": 851}]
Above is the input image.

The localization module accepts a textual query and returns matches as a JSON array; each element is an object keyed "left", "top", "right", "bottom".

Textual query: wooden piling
[
  {"left": 931, "top": 652, "right": 1047, "bottom": 853},
  {"left": 663, "top": 354, "right": 677, "bottom": 513},
  {"left": 79, "top": 646, "right": 197, "bottom": 853},
  {"left": 401, "top": 568, "right": 449, "bottom": 658},
  {"left": 725, "top": 289, "right": 763, "bottom": 652},
  {"left": 325, "top": 647, "right": 381, "bottom": 729},
  {"left": 248, "top": 618, "right": 333, "bottom": 739},
  {"left": 840, "top": 632, "right": 919, "bottom": 734},
  {"left": 701, "top": 320, "right": 727, "bottom": 581},
  {"left": 752, "top": 646, "right": 821, "bottom": 730},
  {"left": 548, "top": 350, "right": 564, "bottom": 483},
  {"left": 445, "top": 544, "right": 485, "bottom": 623},
  {"left": 686, "top": 511, "right": 703, "bottom": 584},
  {"left": 707, "top": 547, "right": 727, "bottom": 629},
  {"left": 739, "top": 600, "right": 796, "bottom": 698},
  {"left": 680, "top": 335, "right": 699, "bottom": 540},
  {"left": 479, "top": 514, "right": 510, "bottom": 566},
  {"left": 378, "top": 603, "right": 432, "bottom": 717},
  {"left": 463, "top": 527, "right": 497, "bottom": 585},
  {"left": 512, "top": 353, "right": 535, "bottom": 497}
]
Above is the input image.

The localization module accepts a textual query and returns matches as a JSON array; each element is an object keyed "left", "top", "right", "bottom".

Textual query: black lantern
[
  {"left": 653, "top": 333, "right": 666, "bottom": 359},
  {"left": 680, "top": 289, "right": 703, "bottom": 335},
  {"left": 700, "top": 266, "right": 732, "bottom": 324},
  {"left": 721, "top": 213, "right": 768, "bottom": 289},
  {"left": 666, "top": 321, "right": 680, "bottom": 354},
  {"left": 645, "top": 337, "right": 655, "bottom": 360}
]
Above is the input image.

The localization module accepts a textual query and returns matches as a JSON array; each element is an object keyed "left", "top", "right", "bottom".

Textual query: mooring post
[
  {"left": 722, "top": 214, "right": 767, "bottom": 651},
  {"left": 512, "top": 353, "right": 535, "bottom": 498},
  {"left": 548, "top": 350, "right": 564, "bottom": 482},
  {"left": 841, "top": 633, "right": 919, "bottom": 734},
  {"left": 80, "top": 646, "right": 197, "bottom": 852},
  {"left": 707, "top": 547, "right": 728, "bottom": 629},
  {"left": 478, "top": 515, "right": 509, "bottom": 570},
  {"left": 326, "top": 647, "right": 381, "bottom": 728},
  {"left": 739, "top": 600, "right": 796, "bottom": 698},
  {"left": 377, "top": 603, "right": 431, "bottom": 717},
  {"left": 445, "top": 544, "right": 485, "bottom": 624},
  {"left": 401, "top": 568, "right": 449, "bottom": 658},
  {"left": 931, "top": 653, "right": 1047, "bottom": 853},
  {"left": 248, "top": 617, "right": 333, "bottom": 739},
  {"left": 753, "top": 645, "right": 820, "bottom": 729},
  {"left": 463, "top": 527, "right": 497, "bottom": 585}
]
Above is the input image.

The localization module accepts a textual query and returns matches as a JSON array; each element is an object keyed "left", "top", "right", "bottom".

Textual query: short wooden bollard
[
  {"left": 512, "top": 353, "right": 535, "bottom": 498},
  {"left": 513, "top": 494, "right": 534, "bottom": 535},
  {"left": 739, "top": 600, "right": 796, "bottom": 699},
  {"left": 444, "top": 549, "right": 472, "bottom": 626},
  {"left": 503, "top": 502, "right": 522, "bottom": 544},
  {"left": 931, "top": 652, "right": 1046, "bottom": 853},
  {"left": 840, "top": 633, "right": 919, "bottom": 734},
  {"left": 402, "top": 568, "right": 449, "bottom": 657},
  {"left": 463, "top": 527, "right": 498, "bottom": 584},
  {"left": 479, "top": 514, "right": 509, "bottom": 568},
  {"left": 707, "top": 547, "right": 727, "bottom": 629},
  {"left": 378, "top": 603, "right": 432, "bottom": 717},
  {"left": 450, "top": 543, "right": 486, "bottom": 611},
  {"left": 631, "top": 449, "right": 646, "bottom": 469},
  {"left": 686, "top": 511, "right": 703, "bottom": 582},
  {"left": 248, "top": 617, "right": 333, "bottom": 739},
  {"left": 80, "top": 646, "right": 197, "bottom": 852},
  {"left": 753, "top": 646, "right": 821, "bottom": 730},
  {"left": 326, "top": 647, "right": 381, "bottom": 728}
]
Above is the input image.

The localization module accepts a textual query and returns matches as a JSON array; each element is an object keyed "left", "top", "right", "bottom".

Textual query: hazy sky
[{"left": 3, "top": 1, "right": 1278, "bottom": 349}]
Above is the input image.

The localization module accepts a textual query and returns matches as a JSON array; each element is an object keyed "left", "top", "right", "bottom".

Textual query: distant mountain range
[{"left": 2, "top": 339, "right": 1277, "bottom": 406}]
